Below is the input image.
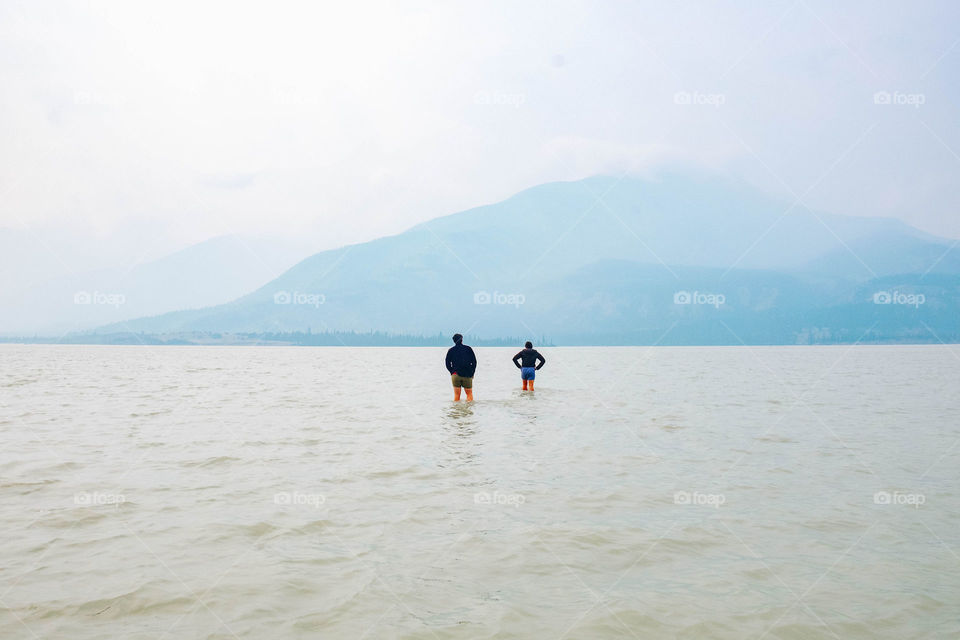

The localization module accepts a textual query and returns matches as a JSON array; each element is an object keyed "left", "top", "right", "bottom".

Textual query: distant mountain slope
[
  {"left": 92, "top": 173, "right": 959, "bottom": 344},
  {"left": 0, "top": 227, "right": 141, "bottom": 297},
  {"left": 412, "top": 173, "right": 953, "bottom": 276},
  {"left": 522, "top": 261, "right": 959, "bottom": 344},
  {"left": 0, "top": 235, "right": 315, "bottom": 335}
]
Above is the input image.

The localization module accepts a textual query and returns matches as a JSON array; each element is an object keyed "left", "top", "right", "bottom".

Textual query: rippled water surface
[{"left": 1, "top": 344, "right": 958, "bottom": 639}]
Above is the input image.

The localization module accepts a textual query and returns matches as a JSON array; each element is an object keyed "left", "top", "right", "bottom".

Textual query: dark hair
[
  {"left": 525, "top": 341, "right": 533, "bottom": 349},
  {"left": 452, "top": 333, "right": 463, "bottom": 344}
]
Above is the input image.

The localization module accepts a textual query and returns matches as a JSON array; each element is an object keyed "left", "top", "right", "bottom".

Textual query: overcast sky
[{"left": 1, "top": 0, "right": 958, "bottom": 261}]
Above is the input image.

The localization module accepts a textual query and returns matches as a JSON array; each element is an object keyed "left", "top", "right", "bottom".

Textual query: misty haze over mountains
[
  {"left": 49, "top": 171, "right": 958, "bottom": 346},
  {"left": 0, "top": 234, "right": 316, "bottom": 335}
]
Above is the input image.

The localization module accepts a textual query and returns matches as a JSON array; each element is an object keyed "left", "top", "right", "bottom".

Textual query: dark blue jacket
[
  {"left": 513, "top": 348, "right": 545, "bottom": 370},
  {"left": 445, "top": 343, "right": 477, "bottom": 377}
]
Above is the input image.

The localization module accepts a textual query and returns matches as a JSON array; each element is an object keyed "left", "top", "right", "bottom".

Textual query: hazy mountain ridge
[
  {"left": 0, "top": 234, "right": 316, "bottom": 335},
  {"left": 86, "top": 173, "right": 959, "bottom": 344}
]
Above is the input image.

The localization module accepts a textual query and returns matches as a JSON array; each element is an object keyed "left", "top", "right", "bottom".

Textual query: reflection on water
[
  {"left": 443, "top": 401, "right": 478, "bottom": 466},
  {"left": 445, "top": 400, "right": 476, "bottom": 425}
]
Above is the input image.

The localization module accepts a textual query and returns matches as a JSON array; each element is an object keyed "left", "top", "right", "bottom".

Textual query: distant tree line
[
  {"left": 0, "top": 331, "right": 551, "bottom": 347},
  {"left": 245, "top": 331, "right": 542, "bottom": 347}
]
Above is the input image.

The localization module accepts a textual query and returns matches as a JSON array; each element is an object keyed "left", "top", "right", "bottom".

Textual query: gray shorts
[{"left": 451, "top": 374, "right": 473, "bottom": 389}]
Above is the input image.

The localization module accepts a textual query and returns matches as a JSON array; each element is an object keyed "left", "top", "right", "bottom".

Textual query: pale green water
[{"left": 0, "top": 345, "right": 958, "bottom": 639}]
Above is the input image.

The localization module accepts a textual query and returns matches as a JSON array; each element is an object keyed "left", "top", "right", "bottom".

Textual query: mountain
[
  {"left": 0, "top": 235, "right": 316, "bottom": 336},
  {"left": 0, "top": 226, "right": 143, "bottom": 298},
  {"left": 91, "top": 173, "right": 960, "bottom": 344}
]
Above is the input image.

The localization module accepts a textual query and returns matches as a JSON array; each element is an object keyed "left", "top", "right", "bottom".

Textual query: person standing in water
[
  {"left": 513, "top": 341, "right": 545, "bottom": 391},
  {"left": 445, "top": 333, "right": 477, "bottom": 401}
]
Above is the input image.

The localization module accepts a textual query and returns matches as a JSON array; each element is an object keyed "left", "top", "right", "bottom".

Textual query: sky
[{"left": 1, "top": 0, "right": 958, "bottom": 264}]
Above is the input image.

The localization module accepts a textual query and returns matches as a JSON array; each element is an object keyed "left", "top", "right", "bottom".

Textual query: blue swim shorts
[{"left": 521, "top": 367, "right": 536, "bottom": 381}]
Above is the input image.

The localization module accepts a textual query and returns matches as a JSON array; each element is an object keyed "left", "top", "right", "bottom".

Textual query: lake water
[{"left": 1, "top": 344, "right": 958, "bottom": 639}]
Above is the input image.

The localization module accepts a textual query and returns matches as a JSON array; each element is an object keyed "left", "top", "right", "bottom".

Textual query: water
[{"left": 1, "top": 344, "right": 958, "bottom": 639}]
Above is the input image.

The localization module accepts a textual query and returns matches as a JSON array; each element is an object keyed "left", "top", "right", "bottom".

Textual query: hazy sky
[{"left": 2, "top": 0, "right": 958, "bottom": 259}]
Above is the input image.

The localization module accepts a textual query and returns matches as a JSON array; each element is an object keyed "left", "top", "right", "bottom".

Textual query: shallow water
[{"left": 1, "top": 344, "right": 958, "bottom": 639}]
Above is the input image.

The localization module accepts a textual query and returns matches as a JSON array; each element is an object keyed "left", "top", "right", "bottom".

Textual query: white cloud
[{"left": 1, "top": 0, "right": 958, "bottom": 262}]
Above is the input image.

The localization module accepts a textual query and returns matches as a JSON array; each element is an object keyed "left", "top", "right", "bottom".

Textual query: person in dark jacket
[
  {"left": 513, "top": 341, "right": 545, "bottom": 391},
  {"left": 445, "top": 333, "right": 477, "bottom": 401}
]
